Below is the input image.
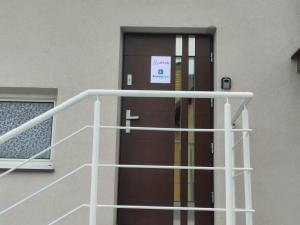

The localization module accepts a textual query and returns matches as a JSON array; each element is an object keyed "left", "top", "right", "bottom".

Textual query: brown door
[{"left": 117, "top": 34, "right": 213, "bottom": 225}]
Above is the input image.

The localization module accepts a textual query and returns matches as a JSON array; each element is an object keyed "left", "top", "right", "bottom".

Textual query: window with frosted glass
[{"left": 0, "top": 101, "right": 54, "bottom": 159}]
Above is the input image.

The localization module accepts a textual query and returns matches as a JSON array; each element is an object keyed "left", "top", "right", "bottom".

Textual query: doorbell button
[{"left": 221, "top": 77, "right": 231, "bottom": 90}]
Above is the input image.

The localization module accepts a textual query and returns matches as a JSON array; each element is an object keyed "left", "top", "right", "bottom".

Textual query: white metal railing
[{"left": 0, "top": 89, "right": 254, "bottom": 225}]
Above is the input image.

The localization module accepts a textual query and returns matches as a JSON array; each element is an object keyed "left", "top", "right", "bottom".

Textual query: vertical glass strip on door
[
  {"left": 188, "top": 35, "right": 196, "bottom": 225},
  {"left": 174, "top": 56, "right": 182, "bottom": 225},
  {"left": 174, "top": 34, "right": 196, "bottom": 225},
  {"left": 174, "top": 34, "right": 183, "bottom": 225}
]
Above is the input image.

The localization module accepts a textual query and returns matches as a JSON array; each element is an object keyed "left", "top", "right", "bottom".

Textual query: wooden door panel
[
  {"left": 194, "top": 36, "right": 214, "bottom": 225},
  {"left": 118, "top": 34, "right": 175, "bottom": 225},
  {"left": 118, "top": 169, "right": 173, "bottom": 204},
  {"left": 120, "top": 135, "right": 173, "bottom": 165},
  {"left": 124, "top": 34, "right": 175, "bottom": 56},
  {"left": 118, "top": 34, "right": 214, "bottom": 225},
  {"left": 118, "top": 209, "right": 173, "bottom": 225}
]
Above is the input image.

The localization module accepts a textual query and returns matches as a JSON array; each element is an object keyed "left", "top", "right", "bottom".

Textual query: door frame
[{"left": 116, "top": 31, "right": 215, "bottom": 225}]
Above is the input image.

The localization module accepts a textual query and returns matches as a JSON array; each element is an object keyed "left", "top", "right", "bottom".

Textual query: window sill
[{"left": 0, "top": 159, "right": 54, "bottom": 170}]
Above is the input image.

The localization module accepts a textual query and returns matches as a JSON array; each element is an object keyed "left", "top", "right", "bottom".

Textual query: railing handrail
[
  {"left": 0, "top": 89, "right": 254, "bottom": 225},
  {"left": 0, "top": 89, "right": 253, "bottom": 146}
]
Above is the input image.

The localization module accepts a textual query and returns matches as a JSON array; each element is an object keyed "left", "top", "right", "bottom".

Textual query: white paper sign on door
[{"left": 150, "top": 56, "right": 171, "bottom": 83}]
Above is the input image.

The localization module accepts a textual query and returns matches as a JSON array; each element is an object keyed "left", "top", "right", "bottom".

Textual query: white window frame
[{"left": 0, "top": 95, "right": 56, "bottom": 170}]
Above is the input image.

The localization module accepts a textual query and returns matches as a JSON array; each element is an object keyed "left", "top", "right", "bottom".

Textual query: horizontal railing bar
[
  {"left": 235, "top": 167, "right": 253, "bottom": 171},
  {"left": 48, "top": 203, "right": 255, "bottom": 224},
  {"left": 235, "top": 208, "right": 255, "bottom": 213},
  {"left": 98, "top": 125, "right": 252, "bottom": 132},
  {"left": 99, "top": 164, "right": 225, "bottom": 171},
  {"left": 101, "top": 125, "right": 224, "bottom": 132},
  {"left": 98, "top": 164, "right": 253, "bottom": 171},
  {"left": 0, "top": 126, "right": 90, "bottom": 179},
  {"left": 94, "top": 204, "right": 255, "bottom": 212},
  {"left": 88, "top": 89, "right": 254, "bottom": 99},
  {"left": 48, "top": 204, "right": 86, "bottom": 225},
  {"left": 0, "top": 89, "right": 253, "bottom": 146},
  {"left": 0, "top": 164, "right": 90, "bottom": 216},
  {"left": 97, "top": 204, "right": 225, "bottom": 212}
]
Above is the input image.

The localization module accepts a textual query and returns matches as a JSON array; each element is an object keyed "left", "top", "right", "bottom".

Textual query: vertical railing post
[
  {"left": 224, "top": 99, "right": 235, "bottom": 225},
  {"left": 231, "top": 129, "right": 236, "bottom": 225},
  {"left": 242, "top": 106, "right": 253, "bottom": 225},
  {"left": 89, "top": 97, "right": 100, "bottom": 225}
]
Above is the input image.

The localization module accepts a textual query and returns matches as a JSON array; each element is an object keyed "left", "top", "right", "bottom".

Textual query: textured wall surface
[{"left": 0, "top": 0, "right": 299, "bottom": 225}]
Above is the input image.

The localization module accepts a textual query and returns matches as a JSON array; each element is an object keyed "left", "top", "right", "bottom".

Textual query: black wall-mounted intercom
[{"left": 221, "top": 77, "right": 231, "bottom": 90}]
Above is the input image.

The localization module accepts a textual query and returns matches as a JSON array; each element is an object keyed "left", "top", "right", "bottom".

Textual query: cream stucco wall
[{"left": 0, "top": 0, "right": 299, "bottom": 225}]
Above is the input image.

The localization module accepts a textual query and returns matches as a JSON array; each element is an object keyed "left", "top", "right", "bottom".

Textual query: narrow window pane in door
[
  {"left": 174, "top": 57, "right": 182, "bottom": 225},
  {"left": 188, "top": 57, "right": 195, "bottom": 225}
]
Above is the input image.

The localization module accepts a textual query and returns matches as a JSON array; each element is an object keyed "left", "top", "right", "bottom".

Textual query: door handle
[
  {"left": 126, "top": 110, "right": 140, "bottom": 120},
  {"left": 126, "top": 110, "right": 139, "bottom": 133}
]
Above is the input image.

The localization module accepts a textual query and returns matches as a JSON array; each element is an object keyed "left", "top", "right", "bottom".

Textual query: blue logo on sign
[{"left": 158, "top": 69, "right": 164, "bottom": 74}]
